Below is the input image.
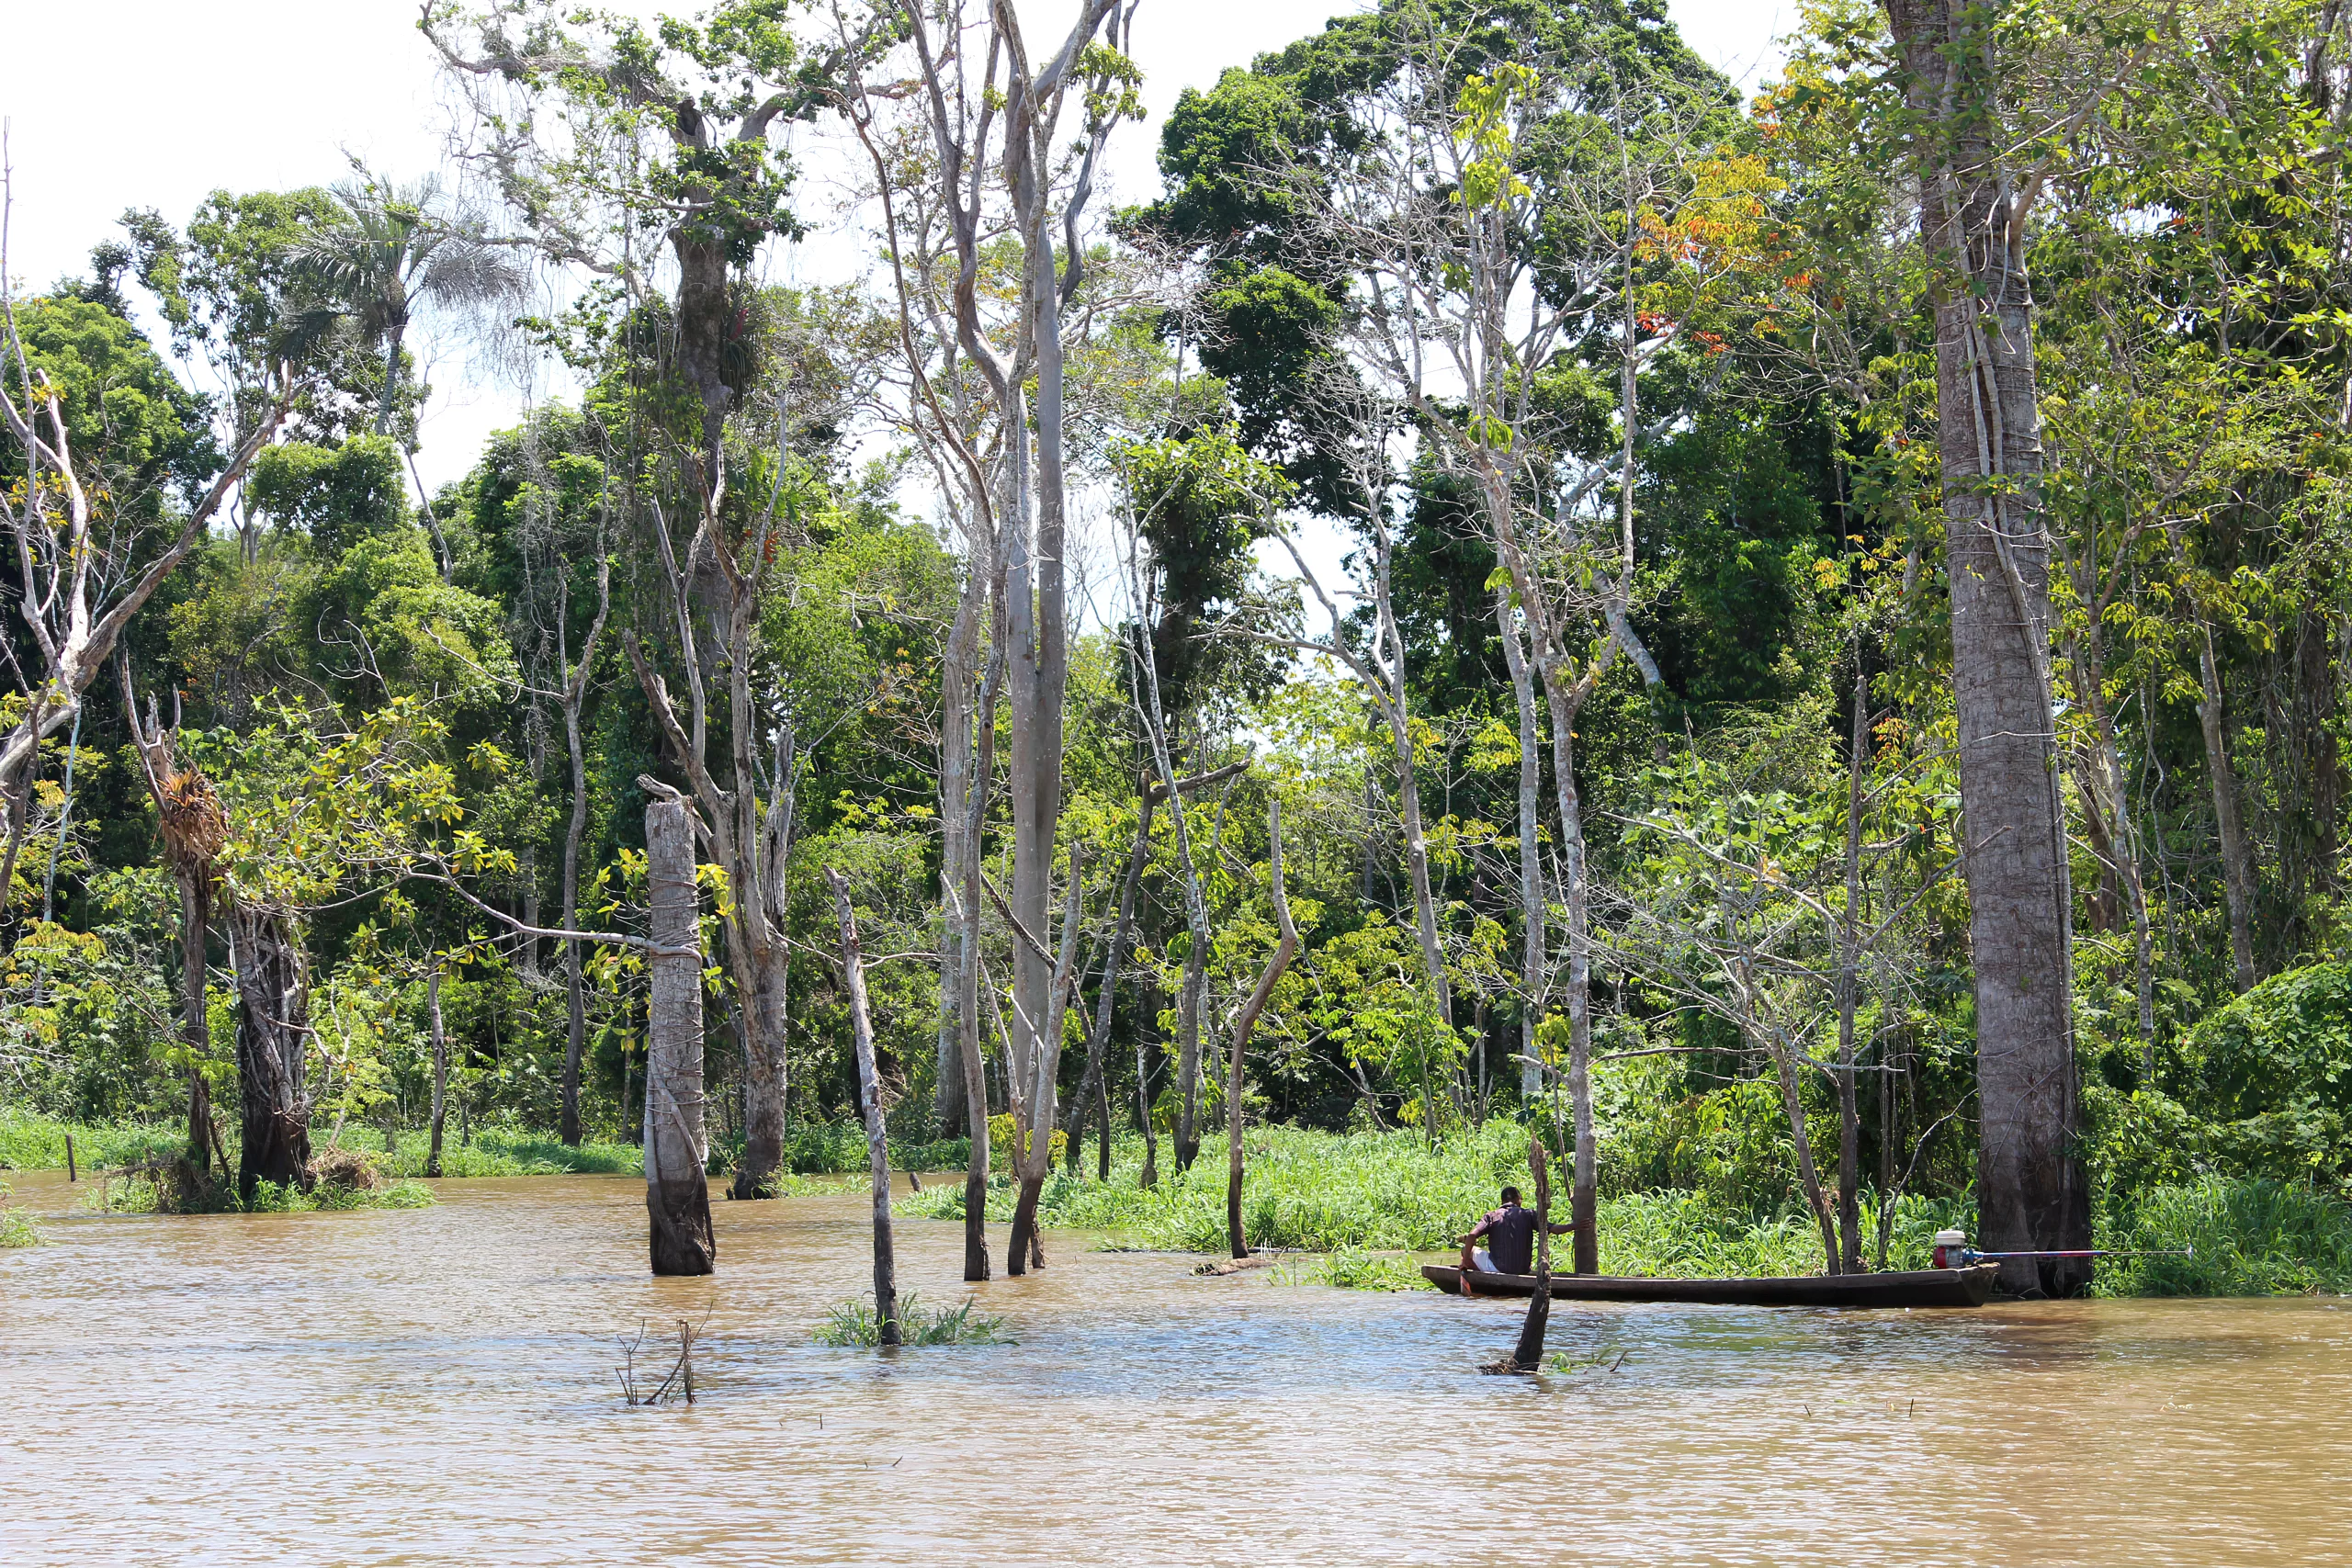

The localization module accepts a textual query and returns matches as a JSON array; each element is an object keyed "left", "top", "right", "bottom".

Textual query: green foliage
[
  {"left": 0, "top": 1111, "right": 186, "bottom": 1172},
  {"left": 0, "top": 1181, "right": 40, "bottom": 1247},
  {"left": 812, "top": 1291, "right": 1011, "bottom": 1347},
  {"left": 2094, "top": 1179, "right": 2352, "bottom": 1298},
  {"left": 247, "top": 436, "right": 409, "bottom": 551}
]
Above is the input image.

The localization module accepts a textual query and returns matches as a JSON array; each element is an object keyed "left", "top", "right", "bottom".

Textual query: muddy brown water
[{"left": 4, "top": 1170, "right": 2347, "bottom": 1566}]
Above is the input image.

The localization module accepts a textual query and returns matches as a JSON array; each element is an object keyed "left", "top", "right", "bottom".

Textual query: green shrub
[
  {"left": 812, "top": 1291, "right": 1011, "bottom": 1347},
  {"left": 2094, "top": 1178, "right": 2352, "bottom": 1296},
  {"left": 0, "top": 1181, "right": 38, "bottom": 1247}
]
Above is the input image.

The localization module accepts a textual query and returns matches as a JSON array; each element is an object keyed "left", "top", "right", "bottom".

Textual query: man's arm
[
  {"left": 1454, "top": 1215, "right": 1498, "bottom": 1247},
  {"left": 1545, "top": 1220, "right": 1586, "bottom": 1234}
]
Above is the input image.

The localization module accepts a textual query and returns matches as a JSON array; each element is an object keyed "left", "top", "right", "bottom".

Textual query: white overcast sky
[{"left": 4, "top": 0, "right": 1787, "bottom": 497}]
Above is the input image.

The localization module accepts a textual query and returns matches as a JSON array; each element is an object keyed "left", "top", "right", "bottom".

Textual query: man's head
[{"left": 1499, "top": 1186, "right": 1522, "bottom": 1207}]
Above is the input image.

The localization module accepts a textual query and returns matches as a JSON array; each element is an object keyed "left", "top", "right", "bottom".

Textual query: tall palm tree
[{"left": 295, "top": 170, "right": 529, "bottom": 439}]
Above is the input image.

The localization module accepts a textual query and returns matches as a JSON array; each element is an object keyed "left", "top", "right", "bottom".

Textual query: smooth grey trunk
[
  {"left": 1227, "top": 799, "right": 1300, "bottom": 1258},
  {"left": 1835, "top": 664, "right": 1866, "bottom": 1273},
  {"left": 1498, "top": 584, "right": 1545, "bottom": 1100},
  {"left": 829, "top": 867, "right": 899, "bottom": 1346},
  {"left": 425, "top": 963, "right": 449, "bottom": 1178},
  {"left": 956, "top": 604, "right": 1006, "bottom": 1281},
  {"left": 1539, "top": 665, "right": 1602, "bottom": 1274},
  {"left": 643, "top": 796, "right": 714, "bottom": 1277},
  {"left": 934, "top": 562, "right": 986, "bottom": 1135},
  {"left": 1886, "top": 0, "right": 2089, "bottom": 1295},
  {"left": 1370, "top": 524, "right": 1453, "bottom": 1033},
  {"left": 557, "top": 561, "right": 610, "bottom": 1147},
  {"left": 2196, "top": 622, "right": 2258, "bottom": 993}
]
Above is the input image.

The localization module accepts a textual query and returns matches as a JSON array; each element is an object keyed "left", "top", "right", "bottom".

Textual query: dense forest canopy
[{"left": 6, "top": 0, "right": 2352, "bottom": 1291}]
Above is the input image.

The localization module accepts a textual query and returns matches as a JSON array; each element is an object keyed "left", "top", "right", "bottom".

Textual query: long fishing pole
[{"left": 1962, "top": 1247, "right": 2194, "bottom": 1262}]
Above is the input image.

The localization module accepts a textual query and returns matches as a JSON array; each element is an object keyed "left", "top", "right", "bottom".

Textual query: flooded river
[{"left": 4, "top": 1170, "right": 2347, "bottom": 1565}]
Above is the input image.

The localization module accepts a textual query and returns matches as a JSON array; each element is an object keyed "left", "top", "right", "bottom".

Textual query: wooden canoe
[{"left": 1420, "top": 1262, "right": 2002, "bottom": 1308}]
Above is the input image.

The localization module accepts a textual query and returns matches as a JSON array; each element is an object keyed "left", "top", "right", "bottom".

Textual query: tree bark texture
[
  {"left": 830, "top": 868, "right": 899, "bottom": 1346},
  {"left": 643, "top": 796, "right": 715, "bottom": 1277},
  {"left": 1886, "top": 0, "right": 2090, "bottom": 1295},
  {"left": 225, "top": 902, "right": 312, "bottom": 1203}
]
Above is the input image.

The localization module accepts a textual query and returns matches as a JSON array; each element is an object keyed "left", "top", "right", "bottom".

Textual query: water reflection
[{"left": 4, "top": 1170, "right": 2346, "bottom": 1565}]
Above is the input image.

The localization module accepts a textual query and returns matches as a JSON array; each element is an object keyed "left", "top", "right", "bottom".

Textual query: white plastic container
[{"left": 1931, "top": 1229, "right": 1969, "bottom": 1269}]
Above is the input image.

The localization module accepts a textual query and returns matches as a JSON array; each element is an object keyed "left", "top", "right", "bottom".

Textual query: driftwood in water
[
  {"left": 1227, "top": 798, "right": 1300, "bottom": 1259},
  {"left": 642, "top": 793, "right": 714, "bottom": 1277},
  {"left": 827, "top": 866, "right": 899, "bottom": 1348},
  {"left": 1486, "top": 1137, "right": 1555, "bottom": 1375}
]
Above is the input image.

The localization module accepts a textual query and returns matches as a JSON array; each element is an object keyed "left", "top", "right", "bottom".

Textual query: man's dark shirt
[{"left": 1475, "top": 1204, "right": 1540, "bottom": 1275}]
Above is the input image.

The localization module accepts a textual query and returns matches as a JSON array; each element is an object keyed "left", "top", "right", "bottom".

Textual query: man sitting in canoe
[{"left": 1454, "top": 1187, "right": 1579, "bottom": 1293}]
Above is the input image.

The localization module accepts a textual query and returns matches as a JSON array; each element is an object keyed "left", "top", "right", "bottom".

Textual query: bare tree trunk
[
  {"left": 1835, "top": 662, "right": 1866, "bottom": 1272},
  {"left": 830, "top": 868, "right": 899, "bottom": 1346},
  {"left": 934, "top": 564, "right": 985, "bottom": 1135},
  {"left": 1498, "top": 585, "right": 1545, "bottom": 1100},
  {"left": 225, "top": 902, "right": 312, "bottom": 1203},
  {"left": 643, "top": 795, "right": 714, "bottom": 1277},
  {"left": 956, "top": 612, "right": 1006, "bottom": 1282},
  {"left": 1540, "top": 674, "right": 1600, "bottom": 1274},
  {"left": 2196, "top": 621, "right": 2259, "bottom": 993},
  {"left": 1886, "top": 0, "right": 2088, "bottom": 1296},
  {"left": 557, "top": 565, "right": 610, "bottom": 1147},
  {"left": 1372, "top": 529, "right": 1452, "bottom": 1034},
  {"left": 1070, "top": 791, "right": 1153, "bottom": 1174},
  {"left": 1227, "top": 799, "right": 1301, "bottom": 1258},
  {"left": 425, "top": 962, "right": 449, "bottom": 1179}
]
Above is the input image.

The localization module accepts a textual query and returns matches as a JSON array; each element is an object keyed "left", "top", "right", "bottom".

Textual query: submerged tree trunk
[
  {"left": 425, "top": 962, "right": 449, "bottom": 1179},
  {"left": 956, "top": 617, "right": 1006, "bottom": 1282},
  {"left": 1887, "top": 0, "right": 2088, "bottom": 1296},
  {"left": 830, "top": 868, "right": 899, "bottom": 1347},
  {"left": 1508, "top": 1137, "right": 1555, "bottom": 1371},
  {"left": 225, "top": 902, "right": 312, "bottom": 1203},
  {"left": 1227, "top": 800, "right": 1301, "bottom": 1258},
  {"left": 643, "top": 795, "right": 715, "bottom": 1277}
]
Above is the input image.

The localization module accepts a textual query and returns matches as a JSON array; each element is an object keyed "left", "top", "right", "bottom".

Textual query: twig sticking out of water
[{"left": 616, "top": 1307, "right": 714, "bottom": 1405}]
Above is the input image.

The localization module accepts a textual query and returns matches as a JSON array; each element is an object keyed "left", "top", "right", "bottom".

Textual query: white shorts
[{"left": 1471, "top": 1248, "right": 1498, "bottom": 1273}]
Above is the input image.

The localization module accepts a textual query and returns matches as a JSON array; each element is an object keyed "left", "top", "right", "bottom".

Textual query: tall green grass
[
  {"left": 0, "top": 1112, "right": 185, "bottom": 1172},
  {"left": 2095, "top": 1178, "right": 2352, "bottom": 1296}
]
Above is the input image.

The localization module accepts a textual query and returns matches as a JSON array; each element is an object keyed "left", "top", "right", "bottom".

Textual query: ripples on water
[{"left": 4, "top": 1171, "right": 2346, "bottom": 1566}]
